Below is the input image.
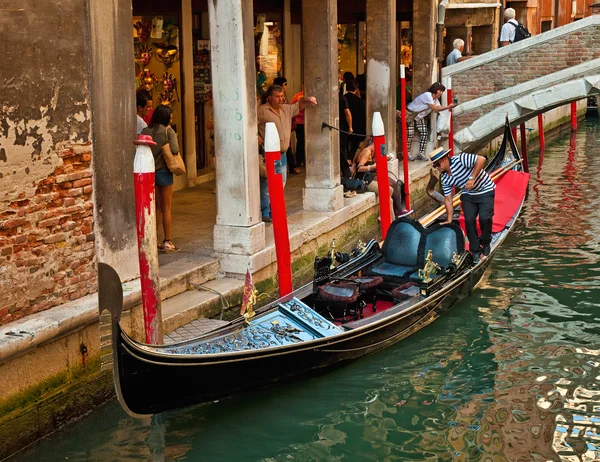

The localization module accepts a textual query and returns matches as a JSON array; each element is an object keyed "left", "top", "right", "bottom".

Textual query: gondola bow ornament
[{"left": 240, "top": 268, "right": 257, "bottom": 322}]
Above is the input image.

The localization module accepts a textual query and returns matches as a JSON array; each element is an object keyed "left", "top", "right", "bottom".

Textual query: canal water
[{"left": 12, "top": 119, "right": 600, "bottom": 461}]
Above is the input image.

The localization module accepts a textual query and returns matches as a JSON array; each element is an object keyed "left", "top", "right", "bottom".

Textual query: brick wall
[
  {"left": 0, "top": 143, "right": 96, "bottom": 324},
  {"left": 0, "top": 1, "right": 95, "bottom": 325},
  {"left": 447, "top": 23, "right": 600, "bottom": 132}
]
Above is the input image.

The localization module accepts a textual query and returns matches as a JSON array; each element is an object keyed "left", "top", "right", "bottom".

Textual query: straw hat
[{"left": 428, "top": 147, "right": 451, "bottom": 163}]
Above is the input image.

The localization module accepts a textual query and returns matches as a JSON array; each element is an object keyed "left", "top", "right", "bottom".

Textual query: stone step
[
  {"left": 162, "top": 276, "right": 244, "bottom": 334},
  {"left": 122, "top": 255, "right": 221, "bottom": 310}
]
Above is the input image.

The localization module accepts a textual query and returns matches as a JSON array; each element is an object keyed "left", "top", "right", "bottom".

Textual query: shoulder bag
[{"left": 161, "top": 127, "right": 186, "bottom": 176}]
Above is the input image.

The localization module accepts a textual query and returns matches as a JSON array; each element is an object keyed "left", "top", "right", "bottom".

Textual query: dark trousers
[
  {"left": 295, "top": 124, "right": 305, "bottom": 166},
  {"left": 461, "top": 191, "right": 495, "bottom": 252},
  {"left": 286, "top": 146, "right": 296, "bottom": 172}
]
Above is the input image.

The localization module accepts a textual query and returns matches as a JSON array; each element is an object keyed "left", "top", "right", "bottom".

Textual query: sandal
[
  {"left": 290, "top": 168, "right": 300, "bottom": 174},
  {"left": 157, "top": 242, "right": 165, "bottom": 251},
  {"left": 162, "top": 240, "right": 181, "bottom": 252}
]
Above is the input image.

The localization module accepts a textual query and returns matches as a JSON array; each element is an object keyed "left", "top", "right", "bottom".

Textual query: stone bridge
[{"left": 442, "top": 15, "right": 600, "bottom": 153}]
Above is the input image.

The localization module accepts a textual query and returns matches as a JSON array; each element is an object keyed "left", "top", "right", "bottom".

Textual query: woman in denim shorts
[{"left": 141, "top": 105, "right": 181, "bottom": 252}]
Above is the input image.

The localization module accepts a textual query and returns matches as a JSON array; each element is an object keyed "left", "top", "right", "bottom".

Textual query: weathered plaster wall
[{"left": 0, "top": 2, "right": 95, "bottom": 323}]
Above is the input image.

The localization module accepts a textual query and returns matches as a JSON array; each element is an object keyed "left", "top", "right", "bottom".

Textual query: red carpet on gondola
[{"left": 458, "top": 170, "right": 530, "bottom": 248}]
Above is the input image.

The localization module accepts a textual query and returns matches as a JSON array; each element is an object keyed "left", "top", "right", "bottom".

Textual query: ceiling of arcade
[{"left": 133, "top": 0, "right": 413, "bottom": 23}]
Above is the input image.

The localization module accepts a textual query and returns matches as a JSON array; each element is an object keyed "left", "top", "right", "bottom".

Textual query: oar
[{"left": 419, "top": 159, "right": 523, "bottom": 227}]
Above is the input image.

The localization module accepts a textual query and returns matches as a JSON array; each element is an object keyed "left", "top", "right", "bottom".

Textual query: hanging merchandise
[
  {"left": 134, "top": 42, "right": 153, "bottom": 67},
  {"left": 151, "top": 16, "right": 164, "bottom": 39},
  {"left": 138, "top": 69, "right": 157, "bottom": 91},
  {"left": 153, "top": 24, "right": 180, "bottom": 69},
  {"left": 134, "top": 20, "right": 151, "bottom": 43},
  {"left": 157, "top": 71, "right": 179, "bottom": 105},
  {"left": 193, "top": 40, "right": 211, "bottom": 102}
]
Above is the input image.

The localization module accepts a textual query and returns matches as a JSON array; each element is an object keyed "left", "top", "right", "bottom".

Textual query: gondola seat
[
  {"left": 423, "top": 223, "right": 464, "bottom": 271},
  {"left": 349, "top": 275, "right": 383, "bottom": 310},
  {"left": 313, "top": 256, "right": 363, "bottom": 323},
  {"left": 366, "top": 218, "right": 424, "bottom": 283},
  {"left": 367, "top": 217, "right": 466, "bottom": 289},
  {"left": 392, "top": 282, "right": 417, "bottom": 302}
]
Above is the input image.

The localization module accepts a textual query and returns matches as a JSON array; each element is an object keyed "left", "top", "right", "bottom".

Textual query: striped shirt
[{"left": 441, "top": 153, "right": 496, "bottom": 197}]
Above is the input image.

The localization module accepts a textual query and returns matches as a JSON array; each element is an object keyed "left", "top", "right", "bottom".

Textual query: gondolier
[{"left": 429, "top": 147, "right": 496, "bottom": 263}]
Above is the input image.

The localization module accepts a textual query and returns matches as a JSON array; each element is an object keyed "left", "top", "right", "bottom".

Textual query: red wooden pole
[
  {"left": 571, "top": 101, "right": 577, "bottom": 132},
  {"left": 447, "top": 78, "right": 454, "bottom": 157},
  {"left": 133, "top": 135, "right": 164, "bottom": 345},
  {"left": 399, "top": 64, "right": 411, "bottom": 211},
  {"left": 537, "top": 114, "right": 545, "bottom": 151},
  {"left": 372, "top": 112, "right": 392, "bottom": 239},
  {"left": 519, "top": 123, "right": 529, "bottom": 173},
  {"left": 264, "top": 122, "right": 292, "bottom": 297}
]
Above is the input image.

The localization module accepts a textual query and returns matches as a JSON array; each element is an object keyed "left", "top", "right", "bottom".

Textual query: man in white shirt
[
  {"left": 446, "top": 39, "right": 472, "bottom": 66},
  {"left": 500, "top": 8, "right": 518, "bottom": 46},
  {"left": 136, "top": 90, "right": 153, "bottom": 135}
]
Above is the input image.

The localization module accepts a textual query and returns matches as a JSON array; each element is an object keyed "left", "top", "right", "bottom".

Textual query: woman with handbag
[
  {"left": 141, "top": 104, "right": 181, "bottom": 252},
  {"left": 351, "top": 137, "right": 411, "bottom": 220}
]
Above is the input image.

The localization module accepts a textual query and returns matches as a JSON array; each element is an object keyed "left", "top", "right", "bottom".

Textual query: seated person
[{"left": 351, "top": 137, "right": 411, "bottom": 219}]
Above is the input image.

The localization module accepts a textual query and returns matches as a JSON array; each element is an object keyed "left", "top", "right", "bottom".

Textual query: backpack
[{"left": 508, "top": 21, "right": 531, "bottom": 43}]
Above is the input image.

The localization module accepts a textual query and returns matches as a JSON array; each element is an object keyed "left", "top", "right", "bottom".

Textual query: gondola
[{"left": 99, "top": 120, "right": 530, "bottom": 417}]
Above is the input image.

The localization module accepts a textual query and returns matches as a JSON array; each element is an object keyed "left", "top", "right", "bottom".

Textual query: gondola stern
[{"left": 98, "top": 262, "right": 150, "bottom": 418}]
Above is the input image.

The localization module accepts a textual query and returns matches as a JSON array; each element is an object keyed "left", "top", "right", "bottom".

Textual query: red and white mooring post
[
  {"left": 399, "top": 64, "right": 411, "bottom": 211},
  {"left": 133, "top": 134, "right": 164, "bottom": 345},
  {"left": 571, "top": 101, "right": 578, "bottom": 132},
  {"left": 538, "top": 114, "right": 545, "bottom": 151},
  {"left": 372, "top": 112, "right": 392, "bottom": 240},
  {"left": 264, "top": 122, "right": 293, "bottom": 297}
]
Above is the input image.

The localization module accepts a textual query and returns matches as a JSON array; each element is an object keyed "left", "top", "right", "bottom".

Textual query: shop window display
[
  {"left": 133, "top": 15, "right": 182, "bottom": 132},
  {"left": 254, "top": 13, "right": 283, "bottom": 102}
]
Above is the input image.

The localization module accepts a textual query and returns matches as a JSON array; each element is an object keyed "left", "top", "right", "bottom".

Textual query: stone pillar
[
  {"left": 181, "top": 0, "right": 197, "bottom": 183},
  {"left": 302, "top": 0, "right": 344, "bottom": 212},
  {"left": 208, "top": 0, "right": 265, "bottom": 267},
  {"left": 86, "top": 0, "right": 139, "bottom": 281},
  {"left": 465, "top": 25, "right": 472, "bottom": 55},
  {"left": 412, "top": 0, "right": 437, "bottom": 95},
  {"left": 366, "top": 0, "right": 397, "bottom": 160}
]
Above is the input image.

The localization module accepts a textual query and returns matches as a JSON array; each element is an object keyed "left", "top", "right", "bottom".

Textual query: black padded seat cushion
[
  {"left": 367, "top": 218, "right": 426, "bottom": 280},
  {"left": 349, "top": 275, "right": 383, "bottom": 292},
  {"left": 392, "top": 282, "right": 416, "bottom": 301},
  {"left": 366, "top": 217, "right": 466, "bottom": 284},
  {"left": 423, "top": 222, "right": 465, "bottom": 270},
  {"left": 318, "top": 282, "right": 359, "bottom": 303}
]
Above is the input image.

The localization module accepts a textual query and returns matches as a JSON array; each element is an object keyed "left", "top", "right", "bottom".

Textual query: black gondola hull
[{"left": 113, "top": 258, "right": 489, "bottom": 416}]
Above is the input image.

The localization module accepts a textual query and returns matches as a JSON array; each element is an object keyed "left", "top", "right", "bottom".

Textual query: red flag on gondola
[{"left": 240, "top": 268, "right": 254, "bottom": 315}]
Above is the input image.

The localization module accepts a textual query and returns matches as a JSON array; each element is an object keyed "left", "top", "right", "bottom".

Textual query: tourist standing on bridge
[
  {"left": 429, "top": 147, "right": 495, "bottom": 263},
  {"left": 500, "top": 8, "right": 519, "bottom": 46},
  {"left": 402, "top": 83, "right": 456, "bottom": 161},
  {"left": 446, "top": 38, "right": 472, "bottom": 66}
]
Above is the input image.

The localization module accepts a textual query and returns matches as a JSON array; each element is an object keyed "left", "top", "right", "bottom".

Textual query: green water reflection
[{"left": 13, "top": 120, "right": 600, "bottom": 461}]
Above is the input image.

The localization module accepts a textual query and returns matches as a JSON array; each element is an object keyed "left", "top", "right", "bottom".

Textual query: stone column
[
  {"left": 412, "top": 0, "right": 437, "bottom": 157},
  {"left": 302, "top": 0, "right": 344, "bottom": 212},
  {"left": 86, "top": 0, "right": 139, "bottom": 281},
  {"left": 412, "top": 0, "right": 437, "bottom": 95},
  {"left": 208, "top": 0, "right": 265, "bottom": 270},
  {"left": 181, "top": 0, "right": 197, "bottom": 183},
  {"left": 366, "top": 0, "right": 397, "bottom": 161}
]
